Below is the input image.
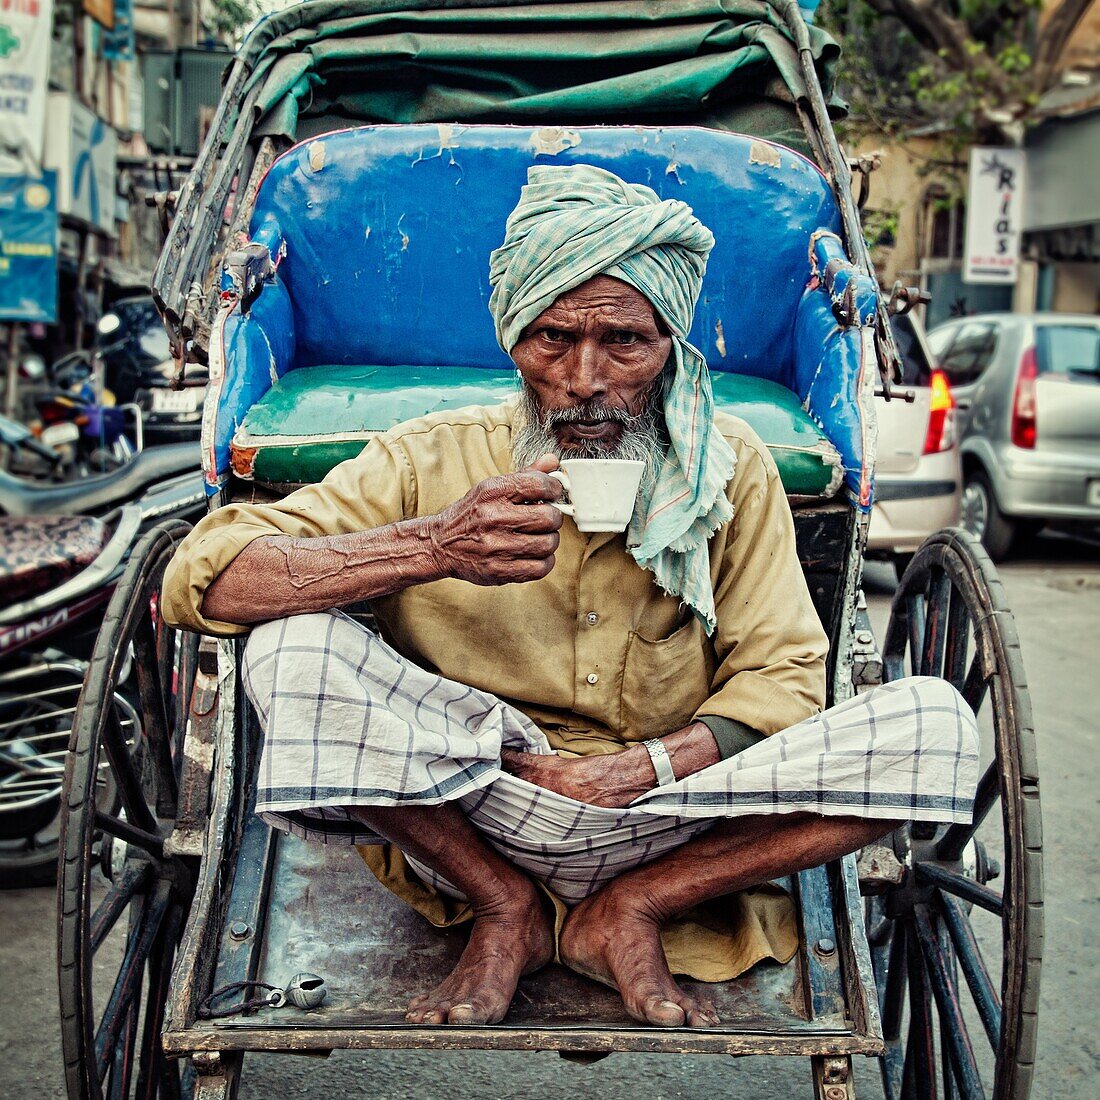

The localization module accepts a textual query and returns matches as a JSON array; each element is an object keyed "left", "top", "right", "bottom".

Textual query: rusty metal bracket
[
  {"left": 812, "top": 1054, "right": 855, "bottom": 1100},
  {"left": 848, "top": 150, "right": 882, "bottom": 210},
  {"left": 146, "top": 189, "right": 180, "bottom": 242},
  {"left": 887, "top": 279, "right": 931, "bottom": 318},
  {"left": 224, "top": 241, "right": 276, "bottom": 317}
]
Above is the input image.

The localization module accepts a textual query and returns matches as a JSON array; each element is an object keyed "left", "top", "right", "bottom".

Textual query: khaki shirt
[{"left": 163, "top": 402, "right": 828, "bottom": 753}]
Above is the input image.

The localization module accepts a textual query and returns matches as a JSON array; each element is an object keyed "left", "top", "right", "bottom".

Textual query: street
[{"left": 0, "top": 538, "right": 1097, "bottom": 1100}]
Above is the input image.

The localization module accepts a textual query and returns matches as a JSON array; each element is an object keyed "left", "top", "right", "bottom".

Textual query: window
[
  {"left": 923, "top": 188, "right": 966, "bottom": 261},
  {"left": 1036, "top": 325, "right": 1100, "bottom": 378},
  {"left": 938, "top": 322, "right": 998, "bottom": 386},
  {"left": 889, "top": 314, "right": 932, "bottom": 386},
  {"left": 926, "top": 324, "right": 958, "bottom": 364}
]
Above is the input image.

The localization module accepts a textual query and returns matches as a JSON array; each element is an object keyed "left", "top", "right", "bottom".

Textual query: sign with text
[
  {"left": 0, "top": 172, "right": 58, "bottom": 323},
  {"left": 0, "top": 0, "right": 55, "bottom": 174},
  {"left": 964, "top": 147, "right": 1026, "bottom": 285},
  {"left": 103, "top": 0, "right": 133, "bottom": 61}
]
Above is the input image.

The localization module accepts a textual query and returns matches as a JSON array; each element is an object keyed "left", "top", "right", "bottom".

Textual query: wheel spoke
[
  {"left": 939, "top": 892, "right": 1003, "bottom": 1048},
  {"left": 937, "top": 763, "right": 1000, "bottom": 860},
  {"left": 101, "top": 708, "right": 158, "bottom": 835},
  {"left": 95, "top": 882, "right": 171, "bottom": 1083},
  {"left": 921, "top": 568, "right": 952, "bottom": 677},
  {"left": 943, "top": 585, "right": 971, "bottom": 691},
  {"left": 961, "top": 654, "right": 990, "bottom": 715},
  {"left": 906, "top": 594, "right": 926, "bottom": 678},
  {"left": 136, "top": 903, "right": 183, "bottom": 1100},
  {"left": 917, "top": 862, "right": 1003, "bottom": 916},
  {"left": 902, "top": 920, "right": 937, "bottom": 1100},
  {"left": 90, "top": 862, "right": 153, "bottom": 953},
  {"left": 95, "top": 811, "right": 165, "bottom": 859},
  {"left": 106, "top": 982, "right": 142, "bottom": 1100},
  {"left": 913, "top": 906, "right": 987, "bottom": 1100},
  {"left": 133, "top": 609, "right": 179, "bottom": 819}
]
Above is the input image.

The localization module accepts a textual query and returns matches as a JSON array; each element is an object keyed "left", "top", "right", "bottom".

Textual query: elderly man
[{"left": 163, "top": 165, "right": 977, "bottom": 1030}]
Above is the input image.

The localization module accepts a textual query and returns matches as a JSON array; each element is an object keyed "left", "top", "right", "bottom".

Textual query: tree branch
[{"left": 1033, "top": 0, "right": 1095, "bottom": 92}]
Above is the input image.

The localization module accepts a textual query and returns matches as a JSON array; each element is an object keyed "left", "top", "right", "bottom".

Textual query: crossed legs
[{"left": 352, "top": 802, "right": 899, "bottom": 1028}]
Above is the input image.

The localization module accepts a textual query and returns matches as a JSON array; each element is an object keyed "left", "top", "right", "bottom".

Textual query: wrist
[{"left": 413, "top": 515, "right": 450, "bottom": 582}]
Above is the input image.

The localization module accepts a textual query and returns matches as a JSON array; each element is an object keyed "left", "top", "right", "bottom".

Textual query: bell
[{"left": 284, "top": 973, "right": 327, "bottom": 1009}]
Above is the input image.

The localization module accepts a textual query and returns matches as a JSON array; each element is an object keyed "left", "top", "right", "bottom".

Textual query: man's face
[{"left": 510, "top": 275, "right": 673, "bottom": 456}]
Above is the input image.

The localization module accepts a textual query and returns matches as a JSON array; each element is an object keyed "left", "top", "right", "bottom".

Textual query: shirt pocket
[{"left": 620, "top": 617, "right": 714, "bottom": 741}]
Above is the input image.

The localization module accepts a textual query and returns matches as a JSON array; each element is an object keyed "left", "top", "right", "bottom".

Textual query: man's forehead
[{"left": 539, "top": 275, "right": 659, "bottom": 321}]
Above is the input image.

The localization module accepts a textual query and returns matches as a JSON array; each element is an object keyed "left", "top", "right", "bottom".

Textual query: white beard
[{"left": 510, "top": 381, "right": 667, "bottom": 498}]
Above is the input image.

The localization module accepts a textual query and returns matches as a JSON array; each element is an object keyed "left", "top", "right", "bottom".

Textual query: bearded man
[{"left": 162, "top": 164, "right": 977, "bottom": 1030}]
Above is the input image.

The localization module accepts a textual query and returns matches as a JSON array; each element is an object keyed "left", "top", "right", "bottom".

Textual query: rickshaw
[{"left": 56, "top": 2, "right": 1043, "bottom": 1097}]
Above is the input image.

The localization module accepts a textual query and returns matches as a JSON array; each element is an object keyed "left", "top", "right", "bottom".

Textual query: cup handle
[{"left": 547, "top": 470, "right": 574, "bottom": 516}]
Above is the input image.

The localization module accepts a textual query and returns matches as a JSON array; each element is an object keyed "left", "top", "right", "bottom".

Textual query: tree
[{"left": 822, "top": 0, "right": 1096, "bottom": 150}]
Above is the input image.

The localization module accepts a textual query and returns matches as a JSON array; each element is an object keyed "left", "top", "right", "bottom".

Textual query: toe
[
  {"left": 641, "top": 995, "right": 687, "bottom": 1028},
  {"left": 447, "top": 1001, "right": 489, "bottom": 1025},
  {"left": 686, "top": 1001, "right": 720, "bottom": 1028}
]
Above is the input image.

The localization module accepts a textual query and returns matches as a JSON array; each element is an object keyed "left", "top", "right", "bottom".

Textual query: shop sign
[
  {"left": 0, "top": 0, "right": 55, "bottom": 173},
  {"left": 103, "top": 0, "right": 133, "bottom": 61},
  {"left": 964, "top": 147, "right": 1026, "bottom": 285},
  {"left": 43, "top": 93, "right": 118, "bottom": 236},
  {"left": 0, "top": 172, "right": 58, "bottom": 323}
]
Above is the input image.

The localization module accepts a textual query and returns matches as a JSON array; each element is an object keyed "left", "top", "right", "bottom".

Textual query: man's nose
[{"left": 565, "top": 340, "right": 608, "bottom": 401}]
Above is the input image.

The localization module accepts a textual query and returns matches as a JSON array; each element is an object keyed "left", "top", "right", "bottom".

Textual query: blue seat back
[{"left": 248, "top": 124, "right": 842, "bottom": 386}]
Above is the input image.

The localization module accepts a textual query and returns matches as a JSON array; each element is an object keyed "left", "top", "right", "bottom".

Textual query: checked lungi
[{"left": 241, "top": 610, "right": 979, "bottom": 906}]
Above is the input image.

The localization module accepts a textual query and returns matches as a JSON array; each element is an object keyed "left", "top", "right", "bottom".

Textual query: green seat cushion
[
  {"left": 710, "top": 372, "right": 843, "bottom": 498},
  {"left": 232, "top": 364, "right": 842, "bottom": 498}
]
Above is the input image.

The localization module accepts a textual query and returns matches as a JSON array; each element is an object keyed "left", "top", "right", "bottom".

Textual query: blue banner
[
  {"left": 0, "top": 172, "right": 58, "bottom": 324},
  {"left": 103, "top": 0, "right": 134, "bottom": 61}
]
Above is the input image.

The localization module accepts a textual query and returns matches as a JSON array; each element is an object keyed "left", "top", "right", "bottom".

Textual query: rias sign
[{"left": 964, "top": 147, "right": 1026, "bottom": 285}]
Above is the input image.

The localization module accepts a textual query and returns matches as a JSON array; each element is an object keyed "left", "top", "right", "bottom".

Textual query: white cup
[{"left": 548, "top": 459, "right": 645, "bottom": 533}]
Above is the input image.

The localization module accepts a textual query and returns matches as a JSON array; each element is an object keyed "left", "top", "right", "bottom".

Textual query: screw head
[
  {"left": 229, "top": 920, "right": 251, "bottom": 940},
  {"left": 816, "top": 937, "right": 836, "bottom": 956}
]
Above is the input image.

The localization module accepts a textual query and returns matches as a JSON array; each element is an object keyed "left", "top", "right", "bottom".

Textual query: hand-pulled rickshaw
[{"left": 56, "top": 2, "right": 1043, "bottom": 1097}]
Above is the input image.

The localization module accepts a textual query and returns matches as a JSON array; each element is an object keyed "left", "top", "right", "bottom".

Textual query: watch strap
[{"left": 642, "top": 738, "right": 676, "bottom": 787}]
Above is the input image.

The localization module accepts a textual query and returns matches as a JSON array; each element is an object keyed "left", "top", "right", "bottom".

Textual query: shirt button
[
  {"left": 585, "top": 612, "right": 599, "bottom": 625},
  {"left": 586, "top": 672, "right": 599, "bottom": 685}
]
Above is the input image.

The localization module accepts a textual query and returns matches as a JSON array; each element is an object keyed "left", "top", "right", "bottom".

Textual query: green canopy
[{"left": 236, "top": 0, "right": 844, "bottom": 154}]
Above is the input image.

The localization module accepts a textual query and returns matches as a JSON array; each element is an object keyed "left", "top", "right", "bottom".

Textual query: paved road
[{"left": 2, "top": 536, "right": 1097, "bottom": 1099}]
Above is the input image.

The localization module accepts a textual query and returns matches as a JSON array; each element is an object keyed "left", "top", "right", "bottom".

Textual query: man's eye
[
  {"left": 608, "top": 331, "right": 640, "bottom": 345},
  {"left": 542, "top": 329, "right": 571, "bottom": 343}
]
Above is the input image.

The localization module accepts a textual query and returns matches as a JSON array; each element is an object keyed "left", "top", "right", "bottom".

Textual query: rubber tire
[{"left": 965, "top": 469, "right": 1017, "bottom": 562}]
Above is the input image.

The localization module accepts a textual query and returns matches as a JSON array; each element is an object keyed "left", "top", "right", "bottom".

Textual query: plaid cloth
[
  {"left": 242, "top": 611, "right": 979, "bottom": 906},
  {"left": 488, "top": 164, "right": 737, "bottom": 635}
]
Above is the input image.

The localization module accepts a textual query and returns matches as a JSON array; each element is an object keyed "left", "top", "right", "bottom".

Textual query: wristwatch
[{"left": 642, "top": 738, "right": 677, "bottom": 787}]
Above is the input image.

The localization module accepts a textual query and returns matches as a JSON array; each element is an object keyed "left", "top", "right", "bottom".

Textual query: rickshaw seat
[{"left": 211, "top": 124, "right": 877, "bottom": 506}]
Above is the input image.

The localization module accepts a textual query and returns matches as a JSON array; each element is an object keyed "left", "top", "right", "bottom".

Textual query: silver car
[{"left": 927, "top": 313, "right": 1100, "bottom": 559}]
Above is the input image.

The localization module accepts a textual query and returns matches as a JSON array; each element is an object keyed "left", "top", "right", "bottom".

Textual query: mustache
[{"left": 536, "top": 400, "right": 645, "bottom": 429}]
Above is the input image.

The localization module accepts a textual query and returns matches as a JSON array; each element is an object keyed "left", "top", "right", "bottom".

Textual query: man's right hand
[{"left": 428, "top": 458, "right": 564, "bottom": 586}]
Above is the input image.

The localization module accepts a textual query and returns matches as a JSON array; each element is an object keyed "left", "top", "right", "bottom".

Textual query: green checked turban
[{"left": 488, "top": 164, "right": 737, "bottom": 635}]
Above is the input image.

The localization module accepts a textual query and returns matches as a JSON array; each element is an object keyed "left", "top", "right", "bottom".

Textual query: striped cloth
[
  {"left": 242, "top": 611, "right": 979, "bottom": 906},
  {"left": 488, "top": 164, "right": 736, "bottom": 635}
]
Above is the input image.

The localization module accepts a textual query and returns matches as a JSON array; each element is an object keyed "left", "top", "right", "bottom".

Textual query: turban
[{"left": 488, "top": 164, "right": 736, "bottom": 635}]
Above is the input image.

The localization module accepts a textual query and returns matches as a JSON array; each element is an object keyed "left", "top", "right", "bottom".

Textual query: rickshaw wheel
[
  {"left": 872, "top": 527, "right": 1042, "bottom": 1100},
  {"left": 57, "top": 520, "right": 198, "bottom": 1100}
]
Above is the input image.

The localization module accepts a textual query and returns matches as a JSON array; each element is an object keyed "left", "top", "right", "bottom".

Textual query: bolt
[
  {"left": 856, "top": 630, "right": 873, "bottom": 645},
  {"left": 229, "top": 920, "right": 251, "bottom": 940},
  {"left": 825, "top": 1087, "right": 848, "bottom": 1100},
  {"left": 816, "top": 937, "right": 836, "bottom": 956}
]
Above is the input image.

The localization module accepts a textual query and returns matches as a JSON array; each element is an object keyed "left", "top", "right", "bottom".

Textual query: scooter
[{"left": 0, "top": 423, "right": 205, "bottom": 884}]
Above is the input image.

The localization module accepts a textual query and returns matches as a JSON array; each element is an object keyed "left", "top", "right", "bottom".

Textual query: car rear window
[
  {"left": 889, "top": 314, "right": 932, "bottom": 386},
  {"left": 1036, "top": 325, "right": 1100, "bottom": 379}
]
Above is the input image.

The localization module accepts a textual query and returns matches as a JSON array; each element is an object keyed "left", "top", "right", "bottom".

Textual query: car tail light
[
  {"left": 1011, "top": 347, "right": 1038, "bottom": 449},
  {"left": 923, "top": 369, "right": 957, "bottom": 454}
]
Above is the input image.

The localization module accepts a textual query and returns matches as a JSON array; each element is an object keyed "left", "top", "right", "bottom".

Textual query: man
[{"left": 163, "top": 164, "right": 977, "bottom": 1030}]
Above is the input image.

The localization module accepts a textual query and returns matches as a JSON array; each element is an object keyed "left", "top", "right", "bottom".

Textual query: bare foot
[
  {"left": 405, "top": 886, "right": 554, "bottom": 1025},
  {"left": 560, "top": 886, "right": 719, "bottom": 1028}
]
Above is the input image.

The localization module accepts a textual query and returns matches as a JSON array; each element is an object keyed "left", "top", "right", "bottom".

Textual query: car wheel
[{"left": 961, "top": 470, "right": 1016, "bottom": 561}]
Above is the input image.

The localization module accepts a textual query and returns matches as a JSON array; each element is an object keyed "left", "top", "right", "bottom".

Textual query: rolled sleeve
[
  {"left": 161, "top": 436, "right": 413, "bottom": 635},
  {"left": 693, "top": 439, "right": 828, "bottom": 736}
]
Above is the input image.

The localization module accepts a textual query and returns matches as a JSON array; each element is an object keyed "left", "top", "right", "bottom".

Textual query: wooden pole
[{"left": 4, "top": 323, "right": 19, "bottom": 419}]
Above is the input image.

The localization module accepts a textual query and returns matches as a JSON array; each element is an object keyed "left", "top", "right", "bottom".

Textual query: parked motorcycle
[{"left": 0, "top": 426, "right": 204, "bottom": 884}]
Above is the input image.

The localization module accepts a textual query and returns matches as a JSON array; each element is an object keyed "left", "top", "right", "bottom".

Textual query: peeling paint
[
  {"left": 529, "top": 127, "right": 581, "bottom": 156},
  {"left": 397, "top": 214, "right": 409, "bottom": 252},
  {"left": 307, "top": 141, "right": 327, "bottom": 173},
  {"left": 364, "top": 226, "right": 371, "bottom": 241},
  {"left": 748, "top": 140, "right": 782, "bottom": 169},
  {"left": 714, "top": 319, "right": 727, "bottom": 358},
  {"left": 665, "top": 159, "right": 684, "bottom": 185}
]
